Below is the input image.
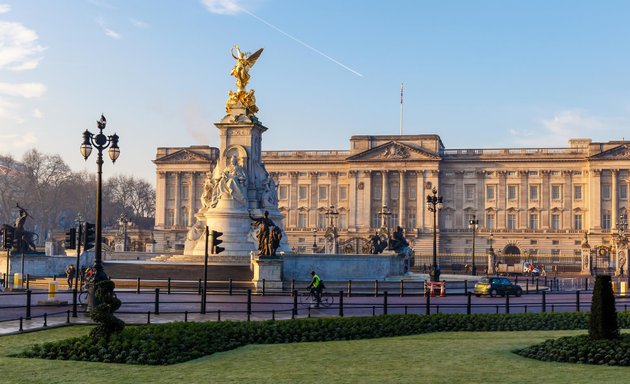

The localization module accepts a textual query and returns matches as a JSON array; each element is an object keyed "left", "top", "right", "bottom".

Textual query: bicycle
[
  {"left": 299, "top": 289, "right": 334, "bottom": 308},
  {"left": 77, "top": 285, "right": 89, "bottom": 305}
]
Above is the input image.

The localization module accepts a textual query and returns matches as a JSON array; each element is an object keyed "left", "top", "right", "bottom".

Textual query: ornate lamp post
[
  {"left": 487, "top": 231, "right": 495, "bottom": 275},
  {"left": 377, "top": 205, "right": 392, "bottom": 236},
  {"left": 118, "top": 213, "right": 129, "bottom": 252},
  {"left": 468, "top": 215, "right": 479, "bottom": 276},
  {"left": 326, "top": 205, "right": 339, "bottom": 228},
  {"left": 311, "top": 228, "right": 318, "bottom": 253},
  {"left": 80, "top": 114, "right": 119, "bottom": 283},
  {"left": 426, "top": 187, "right": 443, "bottom": 282}
]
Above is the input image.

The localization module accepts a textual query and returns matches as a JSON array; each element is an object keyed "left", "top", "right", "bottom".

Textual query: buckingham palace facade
[{"left": 154, "top": 134, "right": 630, "bottom": 268}]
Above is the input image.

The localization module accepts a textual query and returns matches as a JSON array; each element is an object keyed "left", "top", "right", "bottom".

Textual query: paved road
[{"left": 3, "top": 288, "right": 630, "bottom": 335}]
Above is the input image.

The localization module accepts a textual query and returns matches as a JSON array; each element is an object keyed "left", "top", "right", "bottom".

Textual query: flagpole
[{"left": 399, "top": 82, "right": 404, "bottom": 135}]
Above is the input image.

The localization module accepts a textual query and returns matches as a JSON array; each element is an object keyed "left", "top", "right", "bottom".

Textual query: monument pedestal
[{"left": 252, "top": 255, "right": 283, "bottom": 293}]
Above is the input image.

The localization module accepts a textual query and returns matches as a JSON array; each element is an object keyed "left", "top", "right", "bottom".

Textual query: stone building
[{"left": 154, "top": 134, "right": 630, "bottom": 269}]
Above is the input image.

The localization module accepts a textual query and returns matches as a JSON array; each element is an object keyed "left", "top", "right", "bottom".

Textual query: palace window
[
  {"left": 443, "top": 185, "right": 454, "bottom": 202},
  {"left": 409, "top": 183, "right": 417, "bottom": 200},
  {"left": 180, "top": 207, "right": 189, "bottom": 227},
  {"left": 602, "top": 184, "right": 611, "bottom": 200},
  {"left": 551, "top": 213, "right": 560, "bottom": 230},
  {"left": 298, "top": 185, "right": 308, "bottom": 200},
  {"left": 465, "top": 184, "right": 475, "bottom": 201},
  {"left": 486, "top": 185, "right": 495, "bottom": 200},
  {"left": 167, "top": 184, "right": 175, "bottom": 201},
  {"left": 529, "top": 185, "right": 539, "bottom": 201},
  {"left": 181, "top": 183, "right": 189, "bottom": 201},
  {"left": 318, "top": 213, "right": 326, "bottom": 228},
  {"left": 443, "top": 213, "right": 453, "bottom": 229},
  {"left": 318, "top": 185, "right": 329, "bottom": 201},
  {"left": 508, "top": 185, "right": 517, "bottom": 200},
  {"left": 507, "top": 213, "right": 517, "bottom": 230},
  {"left": 372, "top": 213, "right": 380, "bottom": 228},
  {"left": 574, "top": 185, "right": 582, "bottom": 200},
  {"left": 530, "top": 240, "right": 538, "bottom": 245},
  {"left": 391, "top": 213, "right": 398, "bottom": 228},
  {"left": 486, "top": 213, "right": 495, "bottom": 229},
  {"left": 339, "top": 212, "right": 347, "bottom": 229},
  {"left": 552, "top": 185, "right": 561, "bottom": 200},
  {"left": 602, "top": 211, "right": 611, "bottom": 230},
  {"left": 529, "top": 213, "right": 539, "bottom": 230},
  {"left": 279, "top": 185, "right": 288, "bottom": 200},
  {"left": 574, "top": 214, "right": 583, "bottom": 230},
  {"left": 298, "top": 212, "right": 308, "bottom": 228},
  {"left": 339, "top": 186, "right": 348, "bottom": 201},
  {"left": 391, "top": 182, "right": 399, "bottom": 200},
  {"left": 408, "top": 213, "right": 416, "bottom": 228},
  {"left": 552, "top": 240, "right": 560, "bottom": 245},
  {"left": 620, "top": 184, "right": 628, "bottom": 200},
  {"left": 166, "top": 209, "right": 174, "bottom": 226}
]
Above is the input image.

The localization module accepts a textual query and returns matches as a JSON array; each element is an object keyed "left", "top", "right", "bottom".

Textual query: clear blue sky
[{"left": 2, "top": 0, "right": 630, "bottom": 184}]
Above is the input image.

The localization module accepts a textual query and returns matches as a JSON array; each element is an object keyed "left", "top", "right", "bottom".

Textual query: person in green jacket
[{"left": 307, "top": 271, "right": 323, "bottom": 307}]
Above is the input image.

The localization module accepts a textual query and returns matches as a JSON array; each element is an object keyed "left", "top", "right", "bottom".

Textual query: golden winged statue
[
  {"left": 230, "top": 44, "right": 264, "bottom": 91},
  {"left": 226, "top": 44, "right": 264, "bottom": 115}
]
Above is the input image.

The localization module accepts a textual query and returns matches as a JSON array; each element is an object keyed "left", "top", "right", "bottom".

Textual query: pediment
[
  {"left": 347, "top": 141, "right": 441, "bottom": 162},
  {"left": 590, "top": 144, "right": 630, "bottom": 160},
  {"left": 154, "top": 149, "right": 213, "bottom": 164}
]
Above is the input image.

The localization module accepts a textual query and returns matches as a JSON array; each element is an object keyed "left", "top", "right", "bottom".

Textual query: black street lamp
[
  {"left": 326, "top": 205, "right": 339, "bottom": 228},
  {"left": 487, "top": 231, "right": 495, "bottom": 275},
  {"left": 80, "top": 114, "right": 119, "bottom": 284},
  {"left": 468, "top": 215, "right": 479, "bottom": 276},
  {"left": 311, "top": 228, "right": 317, "bottom": 252},
  {"left": 426, "top": 187, "right": 443, "bottom": 282}
]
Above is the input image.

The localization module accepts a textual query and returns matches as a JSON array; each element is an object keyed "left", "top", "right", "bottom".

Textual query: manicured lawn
[{"left": 0, "top": 326, "right": 628, "bottom": 384}]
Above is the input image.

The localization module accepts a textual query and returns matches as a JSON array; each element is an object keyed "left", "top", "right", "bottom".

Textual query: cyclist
[{"left": 307, "top": 271, "right": 323, "bottom": 307}]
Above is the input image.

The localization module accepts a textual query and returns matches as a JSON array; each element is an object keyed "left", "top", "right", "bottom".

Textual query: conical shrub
[{"left": 589, "top": 274, "right": 619, "bottom": 340}]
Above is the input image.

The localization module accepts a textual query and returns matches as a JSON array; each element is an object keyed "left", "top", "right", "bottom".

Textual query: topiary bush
[
  {"left": 17, "top": 312, "right": 630, "bottom": 365},
  {"left": 516, "top": 334, "right": 630, "bottom": 366},
  {"left": 589, "top": 275, "right": 619, "bottom": 340},
  {"left": 89, "top": 279, "right": 125, "bottom": 340}
]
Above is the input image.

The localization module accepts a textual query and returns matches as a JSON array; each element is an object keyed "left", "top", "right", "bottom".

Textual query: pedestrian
[{"left": 65, "top": 264, "right": 76, "bottom": 289}]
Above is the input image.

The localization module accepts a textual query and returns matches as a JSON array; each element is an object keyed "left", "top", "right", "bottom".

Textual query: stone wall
[
  {"left": 0, "top": 252, "right": 94, "bottom": 278},
  {"left": 281, "top": 253, "right": 407, "bottom": 281}
]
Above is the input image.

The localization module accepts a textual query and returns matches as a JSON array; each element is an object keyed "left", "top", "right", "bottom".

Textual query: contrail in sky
[{"left": 238, "top": 7, "right": 364, "bottom": 78}]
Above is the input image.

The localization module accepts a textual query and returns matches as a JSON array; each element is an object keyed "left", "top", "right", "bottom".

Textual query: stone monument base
[{"left": 252, "top": 255, "right": 283, "bottom": 293}]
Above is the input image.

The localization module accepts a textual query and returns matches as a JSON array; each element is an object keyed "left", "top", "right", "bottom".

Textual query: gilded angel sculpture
[{"left": 230, "top": 44, "right": 264, "bottom": 91}]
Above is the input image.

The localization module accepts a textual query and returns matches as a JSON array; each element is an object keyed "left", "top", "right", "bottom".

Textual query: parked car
[{"left": 474, "top": 276, "right": 523, "bottom": 297}]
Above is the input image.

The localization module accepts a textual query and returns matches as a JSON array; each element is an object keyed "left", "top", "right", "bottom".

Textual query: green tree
[{"left": 589, "top": 274, "right": 619, "bottom": 340}]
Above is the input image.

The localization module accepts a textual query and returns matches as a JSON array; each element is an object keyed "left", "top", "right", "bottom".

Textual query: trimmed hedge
[
  {"left": 17, "top": 312, "right": 630, "bottom": 365},
  {"left": 516, "top": 334, "right": 630, "bottom": 366}
]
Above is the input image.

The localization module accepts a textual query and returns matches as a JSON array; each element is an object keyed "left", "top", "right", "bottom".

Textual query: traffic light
[
  {"left": 2, "top": 225, "right": 15, "bottom": 250},
  {"left": 64, "top": 228, "right": 76, "bottom": 249},
  {"left": 211, "top": 230, "right": 224, "bottom": 254},
  {"left": 83, "top": 222, "right": 95, "bottom": 249}
]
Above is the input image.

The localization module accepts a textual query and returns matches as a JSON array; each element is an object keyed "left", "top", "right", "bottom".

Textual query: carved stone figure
[
  {"left": 211, "top": 155, "right": 248, "bottom": 207},
  {"left": 200, "top": 171, "right": 214, "bottom": 210},
  {"left": 261, "top": 178, "right": 277, "bottom": 208},
  {"left": 12, "top": 205, "right": 37, "bottom": 253},
  {"left": 389, "top": 226, "right": 409, "bottom": 251}
]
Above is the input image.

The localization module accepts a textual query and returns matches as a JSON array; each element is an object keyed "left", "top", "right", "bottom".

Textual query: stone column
[
  {"left": 417, "top": 171, "right": 425, "bottom": 230},
  {"left": 590, "top": 169, "right": 602, "bottom": 230},
  {"left": 348, "top": 170, "right": 358, "bottom": 229},
  {"left": 563, "top": 170, "right": 572, "bottom": 229},
  {"left": 541, "top": 170, "right": 550, "bottom": 229},
  {"left": 361, "top": 171, "right": 372, "bottom": 230},
  {"left": 399, "top": 170, "right": 406, "bottom": 228},
  {"left": 188, "top": 172, "right": 195, "bottom": 225},
  {"left": 497, "top": 171, "right": 507, "bottom": 229},
  {"left": 309, "top": 172, "right": 318, "bottom": 228},
  {"left": 289, "top": 171, "right": 299, "bottom": 227},
  {"left": 455, "top": 171, "right": 464, "bottom": 227},
  {"left": 612, "top": 169, "right": 618, "bottom": 229},
  {"left": 155, "top": 171, "right": 167, "bottom": 227},
  {"left": 330, "top": 171, "right": 339, "bottom": 208},
  {"left": 382, "top": 170, "right": 389, "bottom": 210},
  {"left": 581, "top": 235, "right": 591, "bottom": 275},
  {"left": 519, "top": 170, "right": 528, "bottom": 229},
  {"left": 174, "top": 172, "right": 180, "bottom": 226}
]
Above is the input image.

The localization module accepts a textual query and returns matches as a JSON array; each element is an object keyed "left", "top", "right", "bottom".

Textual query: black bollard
[
  {"left": 184, "top": 311, "right": 188, "bottom": 322},
  {"left": 505, "top": 293, "right": 510, "bottom": 314},
  {"left": 383, "top": 291, "right": 388, "bottom": 315},
  {"left": 136, "top": 277, "right": 141, "bottom": 294},
  {"left": 167, "top": 277, "right": 171, "bottom": 295},
  {"left": 542, "top": 290, "right": 546, "bottom": 313},
  {"left": 25, "top": 289, "right": 31, "bottom": 320},
  {"left": 425, "top": 292, "right": 431, "bottom": 315},
  {"left": 576, "top": 290, "right": 580, "bottom": 312},
  {"left": 72, "top": 288, "right": 78, "bottom": 318},
  {"left": 229, "top": 278, "right": 233, "bottom": 295},
  {"left": 26, "top": 274, "right": 30, "bottom": 290},
  {"left": 154, "top": 288, "right": 160, "bottom": 315},
  {"left": 464, "top": 280, "right": 468, "bottom": 295},
  {"left": 218, "top": 309, "right": 221, "bottom": 322},
  {"left": 584, "top": 278, "right": 588, "bottom": 291},
  {"left": 467, "top": 292, "right": 472, "bottom": 315},
  {"left": 147, "top": 311, "right": 151, "bottom": 324},
  {"left": 339, "top": 291, "right": 344, "bottom": 317},
  {"left": 19, "top": 317, "right": 23, "bottom": 332},
  {"left": 292, "top": 289, "right": 298, "bottom": 319},
  {"left": 43, "top": 313, "right": 47, "bottom": 327},
  {"left": 247, "top": 289, "right": 252, "bottom": 321}
]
